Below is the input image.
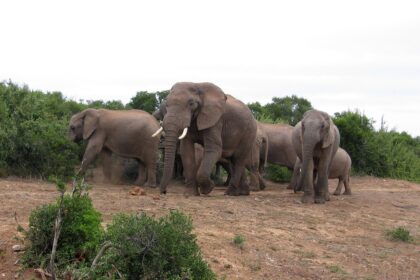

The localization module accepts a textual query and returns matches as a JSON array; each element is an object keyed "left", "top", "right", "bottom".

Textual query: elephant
[
  {"left": 259, "top": 122, "right": 296, "bottom": 170},
  {"left": 152, "top": 82, "right": 257, "bottom": 196},
  {"left": 292, "top": 147, "right": 352, "bottom": 195},
  {"left": 291, "top": 109, "right": 340, "bottom": 204},
  {"left": 69, "top": 108, "right": 159, "bottom": 187}
]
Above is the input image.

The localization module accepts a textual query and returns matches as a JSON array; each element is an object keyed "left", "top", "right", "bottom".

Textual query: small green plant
[
  {"left": 327, "top": 264, "right": 347, "bottom": 275},
  {"left": 386, "top": 227, "right": 413, "bottom": 243},
  {"left": 232, "top": 235, "right": 245, "bottom": 249}
]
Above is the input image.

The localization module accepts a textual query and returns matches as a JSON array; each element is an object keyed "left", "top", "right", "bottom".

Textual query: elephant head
[
  {"left": 152, "top": 82, "right": 227, "bottom": 194},
  {"left": 68, "top": 109, "right": 100, "bottom": 142}
]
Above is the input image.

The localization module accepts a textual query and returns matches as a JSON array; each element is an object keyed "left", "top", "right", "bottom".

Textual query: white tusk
[
  {"left": 178, "top": 127, "right": 188, "bottom": 140},
  {"left": 151, "top": 126, "right": 163, "bottom": 137}
]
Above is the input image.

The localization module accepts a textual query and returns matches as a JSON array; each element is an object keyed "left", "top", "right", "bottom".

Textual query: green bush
[
  {"left": 264, "top": 164, "right": 292, "bottom": 183},
  {"left": 91, "top": 211, "right": 216, "bottom": 280},
  {"left": 22, "top": 182, "right": 103, "bottom": 270},
  {"left": 334, "top": 110, "right": 420, "bottom": 182}
]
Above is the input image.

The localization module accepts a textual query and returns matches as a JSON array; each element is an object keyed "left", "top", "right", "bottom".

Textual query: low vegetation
[
  {"left": 232, "top": 234, "right": 245, "bottom": 249},
  {"left": 386, "top": 227, "right": 414, "bottom": 243},
  {"left": 20, "top": 179, "right": 215, "bottom": 279}
]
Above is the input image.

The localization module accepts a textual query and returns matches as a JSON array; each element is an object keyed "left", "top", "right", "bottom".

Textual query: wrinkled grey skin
[
  {"left": 69, "top": 109, "right": 159, "bottom": 187},
  {"left": 292, "top": 109, "right": 340, "bottom": 204},
  {"left": 259, "top": 122, "right": 297, "bottom": 189},
  {"left": 153, "top": 100, "right": 184, "bottom": 180},
  {"left": 194, "top": 121, "right": 268, "bottom": 191},
  {"left": 158, "top": 82, "right": 257, "bottom": 196},
  {"left": 292, "top": 147, "right": 352, "bottom": 195}
]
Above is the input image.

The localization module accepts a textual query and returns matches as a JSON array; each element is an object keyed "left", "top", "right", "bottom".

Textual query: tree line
[{"left": 1, "top": 81, "right": 419, "bottom": 182}]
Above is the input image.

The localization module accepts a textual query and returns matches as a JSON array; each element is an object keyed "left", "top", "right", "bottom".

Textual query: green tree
[
  {"left": 127, "top": 91, "right": 158, "bottom": 113},
  {"left": 264, "top": 95, "right": 312, "bottom": 125}
]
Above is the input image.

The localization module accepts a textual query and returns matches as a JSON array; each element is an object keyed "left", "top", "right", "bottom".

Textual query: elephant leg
[
  {"left": 219, "top": 160, "right": 232, "bottom": 186},
  {"left": 100, "top": 149, "right": 113, "bottom": 181},
  {"left": 180, "top": 138, "right": 199, "bottom": 196},
  {"left": 135, "top": 162, "right": 147, "bottom": 186},
  {"left": 314, "top": 160, "right": 329, "bottom": 204},
  {"left": 258, "top": 173, "right": 266, "bottom": 190},
  {"left": 300, "top": 159, "right": 314, "bottom": 203},
  {"left": 239, "top": 170, "right": 250, "bottom": 195},
  {"left": 343, "top": 175, "right": 352, "bottom": 195},
  {"left": 225, "top": 159, "right": 248, "bottom": 196},
  {"left": 78, "top": 138, "right": 104, "bottom": 176},
  {"left": 196, "top": 146, "right": 221, "bottom": 195},
  {"left": 333, "top": 177, "right": 343, "bottom": 195},
  {"left": 143, "top": 148, "right": 158, "bottom": 188},
  {"left": 290, "top": 159, "right": 301, "bottom": 191}
]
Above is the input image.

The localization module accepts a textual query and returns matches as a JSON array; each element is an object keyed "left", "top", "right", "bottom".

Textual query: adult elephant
[
  {"left": 292, "top": 147, "right": 352, "bottom": 195},
  {"left": 259, "top": 122, "right": 296, "bottom": 170},
  {"left": 152, "top": 82, "right": 257, "bottom": 196},
  {"left": 69, "top": 108, "right": 159, "bottom": 187},
  {"left": 292, "top": 109, "right": 340, "bottom": 204}
]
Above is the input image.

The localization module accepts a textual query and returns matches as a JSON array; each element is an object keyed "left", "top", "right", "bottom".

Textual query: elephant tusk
[
  {"left": 151, "top": 126, "right": 163, "bottom": 137},
  {"left": 178, "top": 127, "right": 188, "bottom": 140}
]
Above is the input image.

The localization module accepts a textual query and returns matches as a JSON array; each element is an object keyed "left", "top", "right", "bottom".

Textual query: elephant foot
[
  {"left": 301, "top": 194, "right": 314, "bottom": 204},
  {"left": 225, "top": 186, "right": 240, "bottom": 196},
  {"left": 333, "top": 190, "right": 341, "bottom": 196},
  {"left": 239, "top": 187, "right": 250, "bottom": 196},
  {"left": 200, "top": 181, "right": 215, "bottom": 195},
  {"left": 325, "top": 192, "right": 330, "bottom": 201},
  {"left": 314, "top": 195, "right": 326, "bottom": 204},
  {"left": 259, "top": 180, "right": 266, "bottom": 190},
  {"left": 184, "top": 187, "right": 200, "bottom": 197},
  {"left": 144, "top": 182, "right": 157, "bottom": 188},
  {"left": 343, "top": 190, "right": 352, "bottom": 195},
  {"left": 250, "top": 185, "right": 260, "bottom": 192}
]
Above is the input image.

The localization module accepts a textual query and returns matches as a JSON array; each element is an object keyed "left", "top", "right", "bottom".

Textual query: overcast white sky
[{"left": 1, "top": 0, "right": 419, "bottom": 136}]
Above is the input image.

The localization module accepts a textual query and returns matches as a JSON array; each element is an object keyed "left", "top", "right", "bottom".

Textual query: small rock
[
  {"left": 1, "top": 273, "right": 5, "bottom": 277},
  {"left": 12, "top": 245, "right": 25, "bottom": 252}
]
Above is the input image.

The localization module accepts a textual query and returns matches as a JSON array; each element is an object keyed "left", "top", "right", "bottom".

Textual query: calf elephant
[
  {"left": 292, "top": 147, "right": 352, "bottom": 195},
  {"left": 152, "top": 82, "right": 257, "bottom": 196},
  {"left": 69, "top": 108, "right": 159, "bottom": 187},
  {"left": 292, "top": 109, "right": 340, "bottom": 204}
]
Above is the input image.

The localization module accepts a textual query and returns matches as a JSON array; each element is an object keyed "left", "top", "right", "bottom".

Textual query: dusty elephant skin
[
  {"left": 155, "top": 82, "right": 257, "bottom": 196},
  {"left": 69, "top": 109, "right": 160, "bottom": 187},
  {"left": 259, "top": 122, "right": 297, "bottom": 169},
  {"left": 292, "top": 109, "right": 340, "bottom": 204},
  {"left": 194, "top": 122, "right": 268, "bottom": 192},
  {"left": 292, "top": 147, "right": 352, "bottom": 195}
]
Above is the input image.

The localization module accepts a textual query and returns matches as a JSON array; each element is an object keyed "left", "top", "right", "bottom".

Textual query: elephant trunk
[
  {"left": 298, "top": 134, "right": 317, "bottom": 192},
  {"left": 159, "top": 128, "right": 179, "bottom": 194}
]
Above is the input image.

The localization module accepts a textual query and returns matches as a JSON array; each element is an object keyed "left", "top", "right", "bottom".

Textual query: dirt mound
[{"left": 0, "top": 177, "right": 419, "bottom": 279}]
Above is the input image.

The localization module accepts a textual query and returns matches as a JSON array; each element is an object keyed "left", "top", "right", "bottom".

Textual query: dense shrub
[
  {"left": 334, "top": 111, "right": 420, "bottom": 182},
  {"left": 22, "top": 181, "right": 103, "bottom": 270},
  {"left": 264, "top": 164, "right": 292, "bottom": 183},
  {"left": 91, "top": 211, "right": 216, "bottom": 280}
]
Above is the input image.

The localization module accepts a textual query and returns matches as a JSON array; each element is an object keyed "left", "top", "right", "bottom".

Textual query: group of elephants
[{"left": 69, "top": 82, "right": 352, "bottom": 204}]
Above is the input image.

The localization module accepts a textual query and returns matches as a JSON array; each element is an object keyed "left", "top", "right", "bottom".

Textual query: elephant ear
[
  {"left": 196, "top": 83, "right": 227, "bottom": 131},
  {"left": 322, "top": 119, "right": 335, "bottom": 148},
  {"left": 83, "top": 109, "right": 100, "bottom": 140}
]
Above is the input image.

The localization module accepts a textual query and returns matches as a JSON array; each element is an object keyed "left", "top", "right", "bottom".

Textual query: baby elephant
[{"left": 292, "top": 147, "right": 352, "bottom": 195}]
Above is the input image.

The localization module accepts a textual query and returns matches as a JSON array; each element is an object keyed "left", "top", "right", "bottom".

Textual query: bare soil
[{"left": 1, "top": 176, "right": 419, "bottom": 279}]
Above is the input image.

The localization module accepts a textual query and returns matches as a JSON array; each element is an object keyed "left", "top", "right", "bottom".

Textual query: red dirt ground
[{"left": 0, "top": 176, "right": 419, "bottom": 279}]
